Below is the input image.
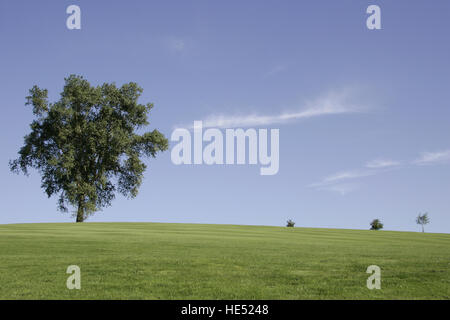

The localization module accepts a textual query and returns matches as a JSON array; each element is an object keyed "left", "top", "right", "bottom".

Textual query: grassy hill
[{"left": 0, "top": 222, "right": 448, "bottom": 299}]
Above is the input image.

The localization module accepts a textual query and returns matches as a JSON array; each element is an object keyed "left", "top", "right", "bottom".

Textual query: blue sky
[{"left": 1, "top": 0, "right": 449, "bottom": 233}]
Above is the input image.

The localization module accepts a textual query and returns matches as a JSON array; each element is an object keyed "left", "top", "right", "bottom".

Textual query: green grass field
[{"left": 0, "top": 222, "right": 448, "bottom": 299}]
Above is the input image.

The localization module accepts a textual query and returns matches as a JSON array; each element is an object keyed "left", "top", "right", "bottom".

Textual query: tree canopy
[{"left": 10, "top": 75, "right": 168, "bottom": 222}]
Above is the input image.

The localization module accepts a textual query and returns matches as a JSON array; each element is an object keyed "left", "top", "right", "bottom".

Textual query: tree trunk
[
  {"left": 76, "top": 201, "right": 84, "bottom": 223},
  {"left": 422, "top": 225, "right": 424, "bottom": 233}
]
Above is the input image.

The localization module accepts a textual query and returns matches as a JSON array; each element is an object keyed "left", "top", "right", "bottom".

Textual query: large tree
[{"left": 10, "top": 75, "right": 168, "bottom": 222}]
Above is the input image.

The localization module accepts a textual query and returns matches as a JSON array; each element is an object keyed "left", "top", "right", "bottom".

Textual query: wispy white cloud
[
  {"left": 365, "top": 159, "right": 401, "bottom": 169},
  {"left": 311, "top": 169, "right": 375, "bottom": 188},
  {"left": 413, "top": 150, "right": 450, "bottom": 165},
  {"left": 167, "top": 37, "right": 187, "bottom": 53},
  {"left": 320, "top": 183, "right": 360, "bottom": 196},
  {"left": 311, "top": 158, "right": 402, "bottom": 195},
  {"left": 312, "top": 150, "right": 450, "bottom": 195},
  {"left": 323, "top": 170, "right": 375, "bottom": 183},
  {"left": 263, "top": 64, "right": 287, "bottom": 78},
  {"left": 198, "top": 89, "right": 366, "bottom": 128},
  {"left": 310, "top": 168, "right": 379, "bottom": 196}
]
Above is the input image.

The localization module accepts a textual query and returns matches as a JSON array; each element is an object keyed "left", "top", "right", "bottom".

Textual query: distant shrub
[
  {"left": 286, "top": 219, "right": 295, "bottom": 227},
  {"left": 370, "top": 219, "right": 383, "bottom": 230}
]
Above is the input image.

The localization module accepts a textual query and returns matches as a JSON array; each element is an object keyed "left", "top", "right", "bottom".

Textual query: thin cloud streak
[
  {"left": 413, "top": 150, "right": 450, "bottom": 165},
  {"left": 312, "top": 150, "right": 450, "bottom": 195},
  {"left": 323, "top": 170, "right": 375, "bottom": 183},
  {"left": 365, "top": 159, "right": 401, "bottom": 169},
  {"left": 320, "top": 183, "right": 360, "bottom": 196},
  {"left": 310, "top": 169, "right": 375, "bottom": 188},
  {"left": 166, "top": 36, "right": 188, "bottom": 53},
  {"left": 197, "top": 90, "right": 366, "bottom": 128},
  {"left": 263, "top": 64, "right": 287, "bottom": 78}
]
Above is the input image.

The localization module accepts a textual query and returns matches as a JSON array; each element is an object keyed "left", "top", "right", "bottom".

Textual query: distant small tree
[
  {"left": 370, "top": 219, "right": 383, "bottom": 230},
  {"left": 286, "top": 219, "right": 295, "bottom": 227},
  {"left": 416, "top": 213, "right": 430, "bottom": 233}
]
